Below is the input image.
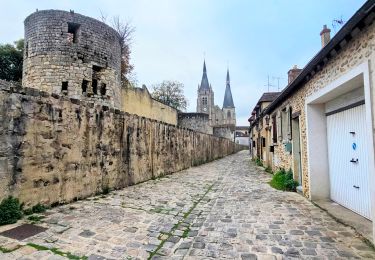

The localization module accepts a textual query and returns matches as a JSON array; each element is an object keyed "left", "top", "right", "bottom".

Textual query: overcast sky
[{"left": 0, "top": 0, "right": 366, "bottom": 125}]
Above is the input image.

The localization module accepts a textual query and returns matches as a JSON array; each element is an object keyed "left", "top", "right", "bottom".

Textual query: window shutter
[
  {"left": 277, "top": 111, "right": 282, "bottom": 142},
  {"left": 272, "top": 115, "right": 277, "bottom": 143},
  {"left": 287, "top": 106, "right": 292, "bottom": 140}
]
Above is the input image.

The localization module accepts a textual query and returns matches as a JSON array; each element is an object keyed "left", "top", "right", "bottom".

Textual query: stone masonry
[
  {"left": 270, "top": 18, "right": 375, "bottom": 197},
  {"left": 22, "top": 10, "right": 122, "bottom": 108},
  {"left": 0, "top": 80, "right": 243, "bottom": 207},
  {"left": 0, "top": 151, "right": 373, "bottom": 259}
]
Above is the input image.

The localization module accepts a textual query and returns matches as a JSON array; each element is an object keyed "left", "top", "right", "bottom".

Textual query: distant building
[
  {"left": 248, "top": 92, "right": 280, "bottom": 163},
  {"left": 234, "top": 126, "right": 249, "bottom": 146},
  {"left": 179, "top": 61, "right": 236, "bottom": 139}
]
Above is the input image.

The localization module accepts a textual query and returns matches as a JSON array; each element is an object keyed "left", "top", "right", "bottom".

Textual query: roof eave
[{"left": 265, "top": 0, "right": 375, "bottom": 115}]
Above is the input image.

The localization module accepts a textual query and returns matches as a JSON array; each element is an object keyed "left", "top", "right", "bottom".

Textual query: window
[
  {"left": 68, "top": 22, "right": 80, "bottom": 43},
  {"left": 280, "top": 106, "right": 292, "bottom": 141},
  {"left": 100, "top": 83, "right": 107, "bottom": 96},
  {"left": 227, "top": 111, "right": 231, "bottom": 119},
  {"left": 25, "top": 42, "right": 28, "bottom": 57},
  {"left": 202, "top": 97, "right": 207, "bottom": 106},
  {"left": 272, "top": 114, "right": 277, "bottom": 143},
  {"left": 61, "top": 81, "right": 68, "bottom": 94},
  {"left": 262, "top": 137, "right": 266, "bottom": 147},
  {"left": 92, "top": 65, "right": 103, "bottom": 95},
  {"left": 81, "top": 80, "right": 88, "bottom": 94},
  {"left": 93, "top": 65, "right": 102, "bottom": 73},
  {"left": 92, "top": 79, "right": 98, "bottom": 95}
]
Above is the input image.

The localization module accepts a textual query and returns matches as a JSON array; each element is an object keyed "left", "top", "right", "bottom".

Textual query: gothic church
[
  {"left": 196, "top": 60, "right": 236, "bottom": 128},
  {"left": 178, "top": 60, "right": 236, "bottom": 139}
]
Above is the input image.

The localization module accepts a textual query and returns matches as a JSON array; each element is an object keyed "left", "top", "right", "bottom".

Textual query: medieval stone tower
[
  {"left": 22, "top": 10, "right": 122, "bottom": 108},
  {"left": 196, "top": 61, "right": 236, "bottom": 128}
]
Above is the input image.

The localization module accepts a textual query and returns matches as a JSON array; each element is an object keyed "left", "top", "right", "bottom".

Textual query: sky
[{"left": 0, "top": 0, "right": 366, "bottom": 125}]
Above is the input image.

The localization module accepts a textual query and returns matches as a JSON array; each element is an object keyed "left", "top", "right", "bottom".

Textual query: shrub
[
  {"left": 255, "top": 157, "right": 263, "bottom": 167},
  {"left": 23, "top": 203, "right": 48, "bottom": 216},
  {"left": 0, "top": 196, "right": 23, "bottom": 225},
  {"left": 270, "top": 169, "right": 298, "bottom": 192},
  {"left": 27, "top": 215, "right": 44, "bottom": 222},
  {"left": 23, "top": 208, "right": 33, "bottom": 215},
  {"left": 31, "top": 203, "right": 47, "bottom": 213}
]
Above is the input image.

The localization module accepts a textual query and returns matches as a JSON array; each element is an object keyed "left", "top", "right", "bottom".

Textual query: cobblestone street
[{"left": 0, "top": 151, "right": 374, "bottom": 259}]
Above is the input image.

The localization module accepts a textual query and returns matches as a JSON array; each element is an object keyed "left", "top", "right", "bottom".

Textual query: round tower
[{"left": 23, "top": 10, "right": 122, "bottom": 107}]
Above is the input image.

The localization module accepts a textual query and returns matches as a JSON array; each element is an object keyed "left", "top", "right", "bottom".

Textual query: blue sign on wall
[{"left": 352, "top": 143, "right": 357, "bottom": 150}]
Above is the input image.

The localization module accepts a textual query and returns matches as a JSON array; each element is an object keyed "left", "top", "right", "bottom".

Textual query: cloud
[{"left": 0, "top": 0, "right": 366, "bottom": 126}]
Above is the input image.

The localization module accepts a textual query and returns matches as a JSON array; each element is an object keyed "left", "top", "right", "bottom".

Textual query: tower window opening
[
  {"left": 25, "top": 42, "right": 28, "bottom": 57},
  {"left": 67, "top": 22, "right": 80, "bottom": 43},
  {"left": 100, "top": 83, "right": 107, "bottom": 96},
  {"left": 81, "top": 80, "right": 88, "bottom": 94},
  {"left": 202, "top": 97, "right": 207, "bottom": 106},
  {"left": 227, "top": 111, "right": 231, "bottom": 119},
  {"left": 92, "top": 79, "right": 98, "bottom": 95},
  {"left": 61, "top": 81, "right": 68, "bottom": 94}
]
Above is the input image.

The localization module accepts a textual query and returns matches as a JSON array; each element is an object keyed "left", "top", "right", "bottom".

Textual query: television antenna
[
  {"left": 264, "top": 75, "right": 274, "bottom": 92},
  {"left": 332, "top": 16, "right": 346, "bottom": 32},
  {"left": 272, "top": 76, "right": 283, "bottom": 91}
]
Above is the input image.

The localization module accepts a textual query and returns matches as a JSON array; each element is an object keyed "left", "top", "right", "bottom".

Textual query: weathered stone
[
  {"left": 79, "top": 230, "right": 95, "bottom": 237},
  {"left": 284, "top": 248, "right": 300, "bottom": 257},
  {"left": 241, "top": 253, "right": 258, "bottom": 260}
]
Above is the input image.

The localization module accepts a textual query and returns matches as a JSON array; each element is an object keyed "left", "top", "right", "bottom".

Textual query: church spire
[
  {"left": 223, "top": 69, "right": 234, "bottom": 108},
  {"left": 226, "top": 68, "right": 230, "bottom": 84},
  {"left": 199, "top": 60, "right": 210, "bottom": 91}
]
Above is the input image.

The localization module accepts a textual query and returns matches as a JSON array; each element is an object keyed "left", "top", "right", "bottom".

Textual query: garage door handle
[
  {"left": 353, "top": 185, "right": 360, "bottom": 189},
  {"left": 350, "top": 158, "right": 358, "bottom": 163}
]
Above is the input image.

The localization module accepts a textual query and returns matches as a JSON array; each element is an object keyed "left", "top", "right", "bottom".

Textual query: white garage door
[{"left": 327, "top": 104, "right": 371, "bottom": 219}]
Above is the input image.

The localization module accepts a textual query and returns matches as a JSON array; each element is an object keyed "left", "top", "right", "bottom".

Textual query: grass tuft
[{"left": 269, "top": 168, "right": 298, "bottom": 192}]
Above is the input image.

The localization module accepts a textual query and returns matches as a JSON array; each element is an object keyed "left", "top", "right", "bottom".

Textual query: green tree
[
  {"left": 151, "top": 80, "right": 188, "bottom": 111},
  {"left": 0, "top": 39, "right": 24, "bottom": 82}
]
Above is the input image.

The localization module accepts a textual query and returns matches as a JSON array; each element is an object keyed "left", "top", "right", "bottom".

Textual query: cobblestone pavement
[{"left": 0, "top": 151, "right": 374, "bottom": 259}]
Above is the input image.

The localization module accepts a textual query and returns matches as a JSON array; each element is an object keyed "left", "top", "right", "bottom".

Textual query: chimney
[
  {"left": 320, "top": 25, "right": 331, "bottom": 48},
  {"left": 288, "top": 65, "right": 302, "bottom": 84}
]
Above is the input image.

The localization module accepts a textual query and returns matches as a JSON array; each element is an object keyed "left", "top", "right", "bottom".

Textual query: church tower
[
  {"left": 197, "top": 60, "right": 214, "bottom": 118},
  {"left": 222, "top": 69, "right": 236, "bottom": 126}
]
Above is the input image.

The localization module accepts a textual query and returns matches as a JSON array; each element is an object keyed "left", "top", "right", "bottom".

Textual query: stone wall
[
  {"left": 178, "top": 113, "right": 213, "bottom": 135},
  {"left": 0, "top": 82, "right": 242, "bottom": 207},
  {"left": 22, "top": 10, "right": 122, "bottom": 108},
  {"left": 213, "top": 126, "right": 233, "bottom": 140},
  {"left": 122, "top": 86, "right": 178, "bottom": 125},
  {"left": 270, "top": 20, "right": 375, "bottom": 197}
]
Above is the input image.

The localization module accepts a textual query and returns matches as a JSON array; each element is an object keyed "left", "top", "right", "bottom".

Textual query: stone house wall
[
  {"left": 122, "top": 86, "right": 178, "bottom": 125},
  {"left": 269, "top": 21, "right": 375, "bottom": 197},
  {"left": 0, "top": 82, "right": 241, "bottom": 207}
]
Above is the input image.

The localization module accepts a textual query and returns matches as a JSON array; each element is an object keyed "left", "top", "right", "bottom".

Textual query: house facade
[
  {"left": 234, "top": 126, "right": 250, "bottom": 146},
  {"left": 249, "top": 0, "right": 375, "bottom": 241},
  {"left": 249, "top": 92, "right": 280, "bottom": 167}
]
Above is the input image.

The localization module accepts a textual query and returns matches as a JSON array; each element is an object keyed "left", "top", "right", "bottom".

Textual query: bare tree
[{"left": 100, "top": 11, "right": 135, "bottom": 88}]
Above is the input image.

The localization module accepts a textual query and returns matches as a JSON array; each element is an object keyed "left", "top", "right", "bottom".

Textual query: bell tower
[{"left": 197, "top": 60, "right": 214, "bottom": 118}]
